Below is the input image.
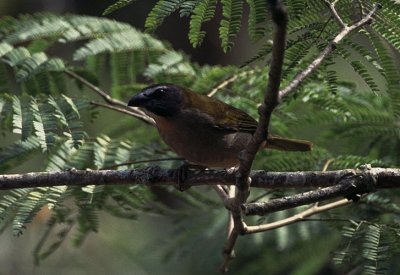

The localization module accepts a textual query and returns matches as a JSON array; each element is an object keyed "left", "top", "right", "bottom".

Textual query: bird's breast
[{"left": 152, "top": 113, "right": 252, "bottom": 168}]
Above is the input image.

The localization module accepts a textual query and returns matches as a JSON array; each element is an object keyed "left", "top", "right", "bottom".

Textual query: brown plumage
[{"left": 128, "top": 84, "right": 312, "bottom": 168}]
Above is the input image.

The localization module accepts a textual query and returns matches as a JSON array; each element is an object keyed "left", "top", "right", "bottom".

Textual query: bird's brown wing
[
  {"left": 182, "top": 89, "right": 312, "bottom": 152},
  {"left": 183, "top": 90, "right": 258, "bottom": 133}
]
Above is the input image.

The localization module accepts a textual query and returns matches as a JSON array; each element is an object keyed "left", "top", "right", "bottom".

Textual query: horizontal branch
[
  {"left": 0, "top": 167, "right": 399, "bottom": 190},
  {"left": 241, "top": 171, "right": 372, "bottom": 215}
]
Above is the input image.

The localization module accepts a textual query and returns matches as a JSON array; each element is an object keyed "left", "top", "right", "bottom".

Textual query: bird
[{"left": 128, "top": 83, "right": 312, "bottom": 170}]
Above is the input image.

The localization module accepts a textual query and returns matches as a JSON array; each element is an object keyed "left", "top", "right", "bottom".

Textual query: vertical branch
[
  {"left": 234, "top": 0, "right": 288, "bottom": 233},
  {"left": 221, "top": 0, "right": 289, "bottom": 272}
]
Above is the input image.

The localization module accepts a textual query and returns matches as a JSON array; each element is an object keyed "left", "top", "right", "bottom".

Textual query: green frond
[
  {"left": 103, "top": 0, "right": 137, "bottom": 15},
  {"left": 219, "top": 0, "right": 243, "bottom": 52},
  {"left": 188, "top": 0, "right": 217, "bottom": 47},
  {"left": 324, "top": 70, "right": 338, "bottom": 95},
  {"left": 0, "top": 188, "right": 32, "bottom": 234},
  {"left": 15, "top": 53, "right": 65, "bottom": 82},
  {"left": 286, "top": 0, "right": 306, "bottom": 20},
  {"left": 144, "top": 51, "right": 195, "bottom": 84},
  {"left": 363, "top": 225, "right": 382, "bottom": 275},
  {"left": 31, "top": 97, "right": 56, "bottom": 151},
  {"left": 246, "top": 0, "right": 268, "bottom": 42},
  {"left": 282, "top": 33, "right": 319, "bottom": 79},
  {"left": 179, "top": 0, "right": 201, "bottom": 17},
  {"left": 1, "top": 14, "right": 131, "bottom": 45},
  {"left": 46, "top": 140, "right": 78, "bottom": 171},
  {"left": 365, "top": 30, "right": 400, "bottom": 117},
  {"left": 372, "top": 0, "right": 400, "bottom": 52},
  {"left": 11, "top": 95, "right": 23, "bottom": 135},
  {"left": 73, "top": 29, "right": 166, "bottom": 61},
  {"left": 12, "top": 188, "right": 52, "bottom": 236},
  {"left": 1, "top": 94, "right": 88, "bottom": 151},
  {"left": 0, "top": 185, "right": 69, "bottom": 236},
  {"left": 48, "top": 95, "right": 86, "bottom": 149},
  {"left": 335, "top": 47, "right": 381, "bottom": 95},
  {"left": 333, "top": 223, "right": 362, "bottom": 265},
  {"left": 0, "top": 42, "right": 13, "bottom": 56},
  {"left": 0, "top": 44, "right": 65, "bottom": 87},
  {"left": 93, "top": 135, "right": 111, "bottom": 169},
  {"left": 343, "top": 39, "right": 384, "bottom": 74},
  {"left": 1, "top": 46, "right": 31, "bottom": 67},
  {"left": 109, "top": 51, "right": 144, "bottom": 96},
  {"left": 145, "top": 0, "right": 185, "bottom": 33}
]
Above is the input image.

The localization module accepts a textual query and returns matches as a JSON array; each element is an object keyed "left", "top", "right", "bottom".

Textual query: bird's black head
[{"left": 128, "top": 84, "right": 183, "bottom": 117}]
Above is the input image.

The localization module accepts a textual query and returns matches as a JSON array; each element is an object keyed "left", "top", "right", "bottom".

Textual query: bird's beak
[{"left": 128, "top": 93, "right": 148, "bottom": 107}]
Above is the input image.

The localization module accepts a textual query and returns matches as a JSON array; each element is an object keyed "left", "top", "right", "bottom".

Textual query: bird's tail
[{"left": 265, "top": 135, "right": 312, "bottom": 152}]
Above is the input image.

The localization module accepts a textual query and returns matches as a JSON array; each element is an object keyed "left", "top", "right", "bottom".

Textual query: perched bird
[{"left": 128, "top": 84, "right": 312, "bottom": 169}]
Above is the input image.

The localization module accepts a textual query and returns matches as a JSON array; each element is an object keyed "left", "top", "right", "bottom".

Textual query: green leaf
[
  {"left": 145, "top": 0, "right": 186, "bottom": 32},
  {"left": 103, "top": 0, "right": 137, "bottom": 15},
  {"left": 219, "top": 0, "right": 243, "bottom": 52},
  {"left": 246, "top": 0, "right": 268, "bottom": 42},
  {"left": 188, "top": 0, "right": 217, "bottom": 47}
]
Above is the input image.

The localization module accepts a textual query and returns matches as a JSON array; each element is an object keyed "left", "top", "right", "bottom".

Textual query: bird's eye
[{"left": 153, "top": 88, "right": 167, "bottom": 97}]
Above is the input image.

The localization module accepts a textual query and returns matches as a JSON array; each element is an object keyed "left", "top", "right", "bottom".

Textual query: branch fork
[{"left": 220, "top": 1, "right": 381, "bottom": 271}]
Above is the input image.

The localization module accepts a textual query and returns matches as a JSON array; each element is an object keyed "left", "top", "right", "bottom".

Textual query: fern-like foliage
[
  {"left": 334, "top": 220, "right": 398, "bottom": 274},
  {"left": 0, "top": 94, "right": 87, "bottom": 151},
  {"left": 102, "top": 0, "right": 137, "bottom": 15},
  {"left": 145, "top": 0, "right": 186, "bottom": 32},
  {"left": 1, "top": 2, "right": 400, "bottom": 272},
  {"left": 219, "top": 0, "right": 243, "bottom": 52},
  {"left": 246, "top": 0, "right": 268, "bottom": 41},
  {"left": 189, "top": 0, "right": 218, "bottom": 47}
]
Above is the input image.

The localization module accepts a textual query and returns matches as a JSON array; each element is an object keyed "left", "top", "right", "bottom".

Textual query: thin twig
[
  {"left": 324, "top": 0, "right": 347, "bottom": 28},
  {"left": 207, "top": 70, "right": 255, "bottom": 97},
  {"left": 245, "top": 199, "right": 350, "bottom": 234},
  {"left": 65, "top": 69, "right": 155, "bottom": 125},
  {"left": 278, "top": 3, "right": 381, "bottom": 100},
  {"left": 90, "top": 101, "right": 154, "bottom": 125},
  {"left": 220, "top": 230, "right": 238, "bottom": 273},
  {"left": 322, "top": 158, "right": 335, "bottom": 172},
  {"left": 213, "top": 185, "right": 230, "bottom": 202},
  {"left": 227, "top": 186, "right": 236, "bottom": 237},
  {"left": 314, "top": 158, "right": 335, "bottom": 207},
  {"left": 220, "top": 186, "right": 236, "bottom": 273},
  {"left": 65, "top": 69, "right": 125, "bottom": 106}
]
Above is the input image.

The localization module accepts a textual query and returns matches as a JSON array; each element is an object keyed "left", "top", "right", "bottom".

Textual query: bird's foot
[
  {"left": 174, "top": 162, "right": 206, "bottom": 192},
  {"left": 174, "top": 163, "right": 189, "bottom": 192}
]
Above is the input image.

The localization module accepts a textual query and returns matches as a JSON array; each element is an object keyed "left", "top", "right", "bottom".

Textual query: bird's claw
[{"left": 174, "top": 163, "right": 190, "bottom": 192}]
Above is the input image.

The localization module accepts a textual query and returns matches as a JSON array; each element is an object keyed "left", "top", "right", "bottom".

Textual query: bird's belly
[{"left": 155, "top": 119, "right": 251, "bottom": 168}]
